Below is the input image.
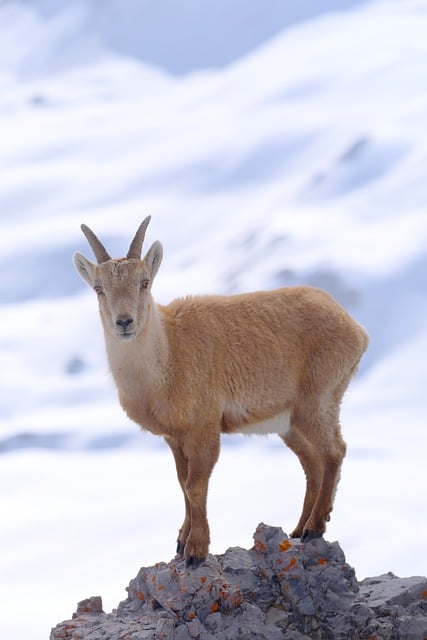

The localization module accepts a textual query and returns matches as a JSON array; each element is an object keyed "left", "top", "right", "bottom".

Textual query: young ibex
[{"left": 74, "top": 217, "right": 368, "bottom": 567}]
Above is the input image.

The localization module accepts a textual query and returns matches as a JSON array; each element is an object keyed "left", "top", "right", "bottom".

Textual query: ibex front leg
[
  {"left": 165, "top": 437, "right": 191, "bottom": 556},
  {"left": 166, "top": 432, "right": 220, "bottom": 568}
]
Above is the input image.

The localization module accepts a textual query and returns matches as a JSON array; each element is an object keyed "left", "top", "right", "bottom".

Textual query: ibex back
[{"left": 74, "top": 217, "right": 368, "bottom": 567}]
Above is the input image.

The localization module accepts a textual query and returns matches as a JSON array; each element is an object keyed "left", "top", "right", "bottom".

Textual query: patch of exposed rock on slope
[{"left": 51, "top": 523, "right": 427, "bottom": 639}]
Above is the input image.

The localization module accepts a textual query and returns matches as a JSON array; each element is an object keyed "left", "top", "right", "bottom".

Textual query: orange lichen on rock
[
  {"left": 279, "top": 539, "right": 292, "bottom": 552},
  {"left": 254, "top": 540, "right": 267, "bottom": 552},
  {"left": 232, "top": 595, "right": 242, "bottom": 607},
  {"left": 317, "top": 558, "right": 327, "bottom": 566},
  {"left": 284, "top": 557, "right": 298, "bottom": 572}
]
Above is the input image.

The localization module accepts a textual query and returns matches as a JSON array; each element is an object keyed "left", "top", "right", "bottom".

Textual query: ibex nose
[{"left": 116, "top": 315, "right": 134, "bottom": 330}]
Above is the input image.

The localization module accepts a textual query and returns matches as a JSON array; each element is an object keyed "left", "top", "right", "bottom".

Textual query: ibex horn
[
  {"left": 80, "top": 224, "right": 112, "bottom": 264},
  {"left": 127, "top": 215, "right": 151, "bottom": 260}
]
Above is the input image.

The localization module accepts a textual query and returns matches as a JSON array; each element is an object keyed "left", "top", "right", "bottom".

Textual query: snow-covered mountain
[{"left": 0, "top": 1, "right": 426, "bottom": 639}]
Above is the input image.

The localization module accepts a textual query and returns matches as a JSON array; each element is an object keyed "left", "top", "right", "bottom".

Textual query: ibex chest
[
  {"left": 107, "top": 356, "right": 165, "bottom": 435},
  {"left": 117, "top": 385, "right": 172, "bottom": 436}
]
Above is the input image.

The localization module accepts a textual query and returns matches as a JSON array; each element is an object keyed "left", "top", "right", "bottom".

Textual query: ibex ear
[
  {"left": 144, "top": 241, "right": 163, "bottom": 280},
  {"left": 73, "top": 252, "right": 96, "bottom": 286}
]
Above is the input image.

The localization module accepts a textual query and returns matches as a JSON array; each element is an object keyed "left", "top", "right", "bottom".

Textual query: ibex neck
[{"left": 105, "top": 300, "right": 169, "bottom": 393}]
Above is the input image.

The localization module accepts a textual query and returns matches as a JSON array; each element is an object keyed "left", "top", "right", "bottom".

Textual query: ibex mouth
[{"left": 117, "top": 331, "right": 135, "bottom": 340}]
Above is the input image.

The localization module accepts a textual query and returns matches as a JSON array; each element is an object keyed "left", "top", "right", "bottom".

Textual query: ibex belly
[
  {"left": 222, "top": 401, "right": 290, "bottom": 436},
  {"left": 239, "top": 411, "right": 291, "bottom": 436}
]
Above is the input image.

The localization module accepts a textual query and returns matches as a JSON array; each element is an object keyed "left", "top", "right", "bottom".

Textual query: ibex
[{"left": 74, "top": 217, "right": 368, "bottom": 567}]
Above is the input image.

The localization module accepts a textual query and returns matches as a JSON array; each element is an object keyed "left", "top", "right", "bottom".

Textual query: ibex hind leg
[
  {"left": 281, "top": 428, "right": 323, "bottom": 538},
  {"left": 284, "top": 406, "right": 346, "bottom": 540},
  {"left": 302, "top": 420, "right": 346, "bottom": 539}
]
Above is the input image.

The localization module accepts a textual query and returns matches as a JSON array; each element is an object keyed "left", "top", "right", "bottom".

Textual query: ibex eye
[{"left": 141, "top": 279, "right": 150, "bottom": 290}]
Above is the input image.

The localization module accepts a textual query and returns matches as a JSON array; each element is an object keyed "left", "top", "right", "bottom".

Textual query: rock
[
  {"left": 74, "top": 596, "right": 104, "bottom": 616},
  {"left": 50, "top": 523, "right": 427, "bottom": 640}
]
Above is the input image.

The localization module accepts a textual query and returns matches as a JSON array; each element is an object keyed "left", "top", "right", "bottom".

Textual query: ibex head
[{"left": 73, "top": 216, "right": 163, "bottom": 340}]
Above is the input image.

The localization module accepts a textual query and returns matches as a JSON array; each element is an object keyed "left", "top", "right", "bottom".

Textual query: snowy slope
[
  {"left": 0, "top": 1, "right": 426, "bottom": 639},
  {"left": 0, "top": 0, "right": 368, "bottom": 75}
]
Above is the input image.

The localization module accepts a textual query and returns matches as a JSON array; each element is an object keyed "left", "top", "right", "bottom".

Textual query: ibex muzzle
[{"left": 116, "top": 314, "right": 134, "bottom": 337}]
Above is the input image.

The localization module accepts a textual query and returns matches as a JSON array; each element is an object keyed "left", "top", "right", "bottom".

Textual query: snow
[{"left": 0, "top": 0, "right": 426, "bottom": 638}]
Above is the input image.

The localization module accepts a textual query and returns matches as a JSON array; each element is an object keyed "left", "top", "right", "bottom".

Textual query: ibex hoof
[
  {"left": 185, "top": 556, "right": 206, "bottom": 569},
  {"left": 176, "top": 540, "right": 185, "bottom": 556},
  {"left": 301, "top": 530, "right": 323, "bottom": 542}
]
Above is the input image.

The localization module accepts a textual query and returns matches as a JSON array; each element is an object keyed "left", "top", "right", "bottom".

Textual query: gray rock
[
  {"left": 204, "top": 611, "right": 223, "bottom": 633},
  {"left": 74, "top": 596, "right": 104, "bottom": 616},
  {"left": 358, "top": 572, "right": 427, "bottom": 609},
  {"left": 155, "top": 617, "right": 175, "bottom": 639},
  {"left": 50, "top": 523, "right": 427, "bottom": 640}
]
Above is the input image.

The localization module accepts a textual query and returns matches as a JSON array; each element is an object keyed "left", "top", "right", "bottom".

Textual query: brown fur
[{"left": 74, "top": 221, "right": 369, "bottom": 564}]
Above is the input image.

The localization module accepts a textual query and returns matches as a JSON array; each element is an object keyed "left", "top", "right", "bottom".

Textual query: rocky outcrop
[{"left": 51, "top": 523, "right": 427, "bottom": 639}]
